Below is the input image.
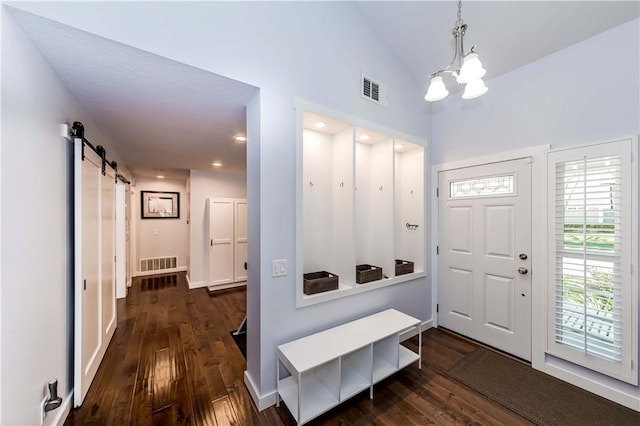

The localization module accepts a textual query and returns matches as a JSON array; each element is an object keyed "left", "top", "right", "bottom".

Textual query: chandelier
[{"left": 424, "top": 0, "right": 488, "bottom": 102}]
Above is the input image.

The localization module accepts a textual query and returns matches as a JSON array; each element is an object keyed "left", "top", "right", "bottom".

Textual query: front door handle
[{"left": 518, "top": 267, "right": 528, "bottom": 275}]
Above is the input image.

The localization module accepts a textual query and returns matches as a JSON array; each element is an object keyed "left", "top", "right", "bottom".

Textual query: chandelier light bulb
[
  {"left": 457, "top": 52, "right": 486, "bottom": 84},
  {"left": 424, "top": 76, "right": 449, "bottom": 102},
  {"left": 462, "top": 78, "right": 488, "bottom": 99}
]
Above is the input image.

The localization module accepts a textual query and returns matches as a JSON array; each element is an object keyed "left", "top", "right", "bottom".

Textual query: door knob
[{"left": 518, "top": 267, "right": 528, "bottom": 275}]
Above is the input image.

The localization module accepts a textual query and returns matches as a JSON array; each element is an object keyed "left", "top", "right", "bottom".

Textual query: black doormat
[
  {"left": 448, "top": 347, "right": 640, "bottom": 426},
  {"left": 230, "top": 331, "right": 246, "bottom": 359}
]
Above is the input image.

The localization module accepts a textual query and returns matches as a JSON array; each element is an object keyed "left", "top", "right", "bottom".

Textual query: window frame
[{"left": 546, "top": 139, "right": 637, "bottom": 385}]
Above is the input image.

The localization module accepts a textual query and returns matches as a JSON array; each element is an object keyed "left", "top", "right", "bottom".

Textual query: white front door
[{"left": 438, "top": 158, "right": 532, "bottom": 360}]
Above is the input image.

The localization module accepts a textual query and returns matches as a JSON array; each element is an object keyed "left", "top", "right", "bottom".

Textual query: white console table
[{"left": 276, "top": 309, "right": 422, "bottom": 425}]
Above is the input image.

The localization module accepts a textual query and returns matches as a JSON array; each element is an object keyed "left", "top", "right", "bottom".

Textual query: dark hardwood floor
[{"left": 65, "top": 272, "right": 531, "bottom": 425}]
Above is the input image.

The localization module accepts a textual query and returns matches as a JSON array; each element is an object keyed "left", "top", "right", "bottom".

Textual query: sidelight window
[{"left": 547, "top": 139, "right": 636, "bottom": 384}]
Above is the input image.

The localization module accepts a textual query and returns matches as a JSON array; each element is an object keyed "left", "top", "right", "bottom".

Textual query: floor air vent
[
  {"left": 139, "top": 256, "right": 178, "bottom": 273},
  {"left": 361, "top": 73, "right": 388, "bottom": 106}
]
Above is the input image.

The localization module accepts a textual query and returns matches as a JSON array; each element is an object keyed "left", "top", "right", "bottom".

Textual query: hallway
[{"left": 64, "top": 273, "right": 282, "bottom": 425}]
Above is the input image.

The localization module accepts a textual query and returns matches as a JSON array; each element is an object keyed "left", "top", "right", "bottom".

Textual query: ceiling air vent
[{"left": 361, "top": 74, "right": 388, "bottom": 107}]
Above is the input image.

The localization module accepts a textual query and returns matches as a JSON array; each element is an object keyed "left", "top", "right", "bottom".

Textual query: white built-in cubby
[
  {"left": 276, "top": 309, "right": 422, "bottom": 425},
  {"left": 297, "top": 108, "right": 426, "bottom": 306}
]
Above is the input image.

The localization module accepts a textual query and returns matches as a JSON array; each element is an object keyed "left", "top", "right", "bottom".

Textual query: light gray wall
[
  {"left": 7, "top": 2, "right": 432, "bottom": 402},
  {"left": 133, "top": 178, "right": 189, "bottom": 272},
  {"left": 188, "top": 169, "right": 247, "bottom": 286},
  {"left": 431, "top": 18, "right": 640, "bottom": 405},
  {"left": 431, "top": 19, "right": 639, "bottom": 165},
  {"left": 0, "top": 7, "right": 125, "bottom": 424}
]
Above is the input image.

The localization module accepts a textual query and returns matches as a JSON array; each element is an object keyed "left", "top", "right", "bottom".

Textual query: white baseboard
[
  {"left": 187, "top": 278, "right": 209, "bottom": 289},
  {"left": 244, "top": 371, "right": 277, "bottom": 411},
  {"left": 133, "top": 266, "right": 187, "bottom": 278},
  {"left": 45, "top": 391, "right": 71, "bottom": 426},
  {"left": 400, "top": 319, "right": 433, "bottom": 342},
  {"left": 207, "top": 281, "right": 247, "bottom": 292},
  {"left": 542, "top": 355, "right": 640, "bottom": 411},
  {"left": 188, "top": 279, "right": 247, "bottom": 291}
]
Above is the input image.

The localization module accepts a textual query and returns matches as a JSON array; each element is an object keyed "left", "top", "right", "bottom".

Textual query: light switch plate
[{"left": 272, "top": 259, "right": 287, "bottom": 277}]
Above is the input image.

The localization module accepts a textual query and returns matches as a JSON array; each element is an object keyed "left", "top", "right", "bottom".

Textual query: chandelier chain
[{"left": 456, "top": 0, "right": 463, "bottom": 26}]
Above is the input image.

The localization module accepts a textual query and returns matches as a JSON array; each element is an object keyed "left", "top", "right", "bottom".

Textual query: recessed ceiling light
[
  {"left": 212, "top": 161, "right": 223, "bottom": 168},
  {"left": 234, "top": 135, "right": 247, "bottom": 142},
  {"left": 394, "top": 144, "right": 403, "bottom": 149},
  {"left": 314, "top": 121, "right": 326, "bottom": 129},
  {"left": 156, "top": 174, "right": 165, "bottom": 179},
  {"left": 360, "top": 134, "right": 370, "bottom": 141}
]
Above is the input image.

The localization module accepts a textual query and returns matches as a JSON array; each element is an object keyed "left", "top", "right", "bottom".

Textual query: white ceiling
[{"left": 10, "top": 2, "right": 639, "bottom": 180}]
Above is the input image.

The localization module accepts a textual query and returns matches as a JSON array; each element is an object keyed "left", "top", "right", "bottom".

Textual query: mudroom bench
[{"left": 276, "top": 309, "right": 422, "bottom": 425}]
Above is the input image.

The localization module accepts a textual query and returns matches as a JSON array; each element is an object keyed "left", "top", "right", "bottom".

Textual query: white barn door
[
  {"left": 74, "top": 139, "right": 117, "bottom": 406},
  {"left": 438, "top": 158, "right": 532, "bottom": 360}
]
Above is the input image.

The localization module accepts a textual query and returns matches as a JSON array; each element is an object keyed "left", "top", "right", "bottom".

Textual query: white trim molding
[
  {"left": 186, "top": 275, "right": 207, "bottom": 290},
  {"left": 207, "top": 281, "right": 247, "bottom": 292},
  {"left": 244, "top": 371, "right": 277, "bottom": 411}
]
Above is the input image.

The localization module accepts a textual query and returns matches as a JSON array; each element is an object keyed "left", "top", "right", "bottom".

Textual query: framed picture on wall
[{"left": 141, "top": 191, "right": 180, "bottom": 219}]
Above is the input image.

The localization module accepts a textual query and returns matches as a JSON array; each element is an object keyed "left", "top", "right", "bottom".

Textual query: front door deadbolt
[{"left": 519, "top": 253, "right": 528, "bottom": 260}]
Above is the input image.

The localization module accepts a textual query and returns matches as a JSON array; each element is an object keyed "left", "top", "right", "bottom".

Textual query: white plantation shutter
[{"left": 547, "top": 140, "right": 636, "bottom": 385}]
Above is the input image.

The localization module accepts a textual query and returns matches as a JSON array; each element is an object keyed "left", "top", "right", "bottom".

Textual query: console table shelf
[{"left": 276, "top": 309, "right": 422, "bottom": 425}]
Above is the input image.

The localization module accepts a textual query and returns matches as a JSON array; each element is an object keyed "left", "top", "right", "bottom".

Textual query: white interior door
[
  {"left": 209, "top": 198, "right": 234, "bottom": 285},
  {"left": 74, "top": 139, "right": 117, "bottom": 406},
  {"left": 438, "top": 158, "right": 532, "bottom": 360},
  {"left": 234, "top": 200, "right": 248, "bottom": 282}
]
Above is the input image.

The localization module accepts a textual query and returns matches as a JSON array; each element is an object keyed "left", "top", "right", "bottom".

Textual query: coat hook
[
  {"left": 410, "top": 190, "right": 414, "bottom": 194},
  {"left": 340, "top": 182, "right": 344, "bottom": 187},
  {"left": 310, "top": 181, "right": 314, "bottom": 187},
  {"left": 379, "top": 186, "right": 383, "bottom": 191}
]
